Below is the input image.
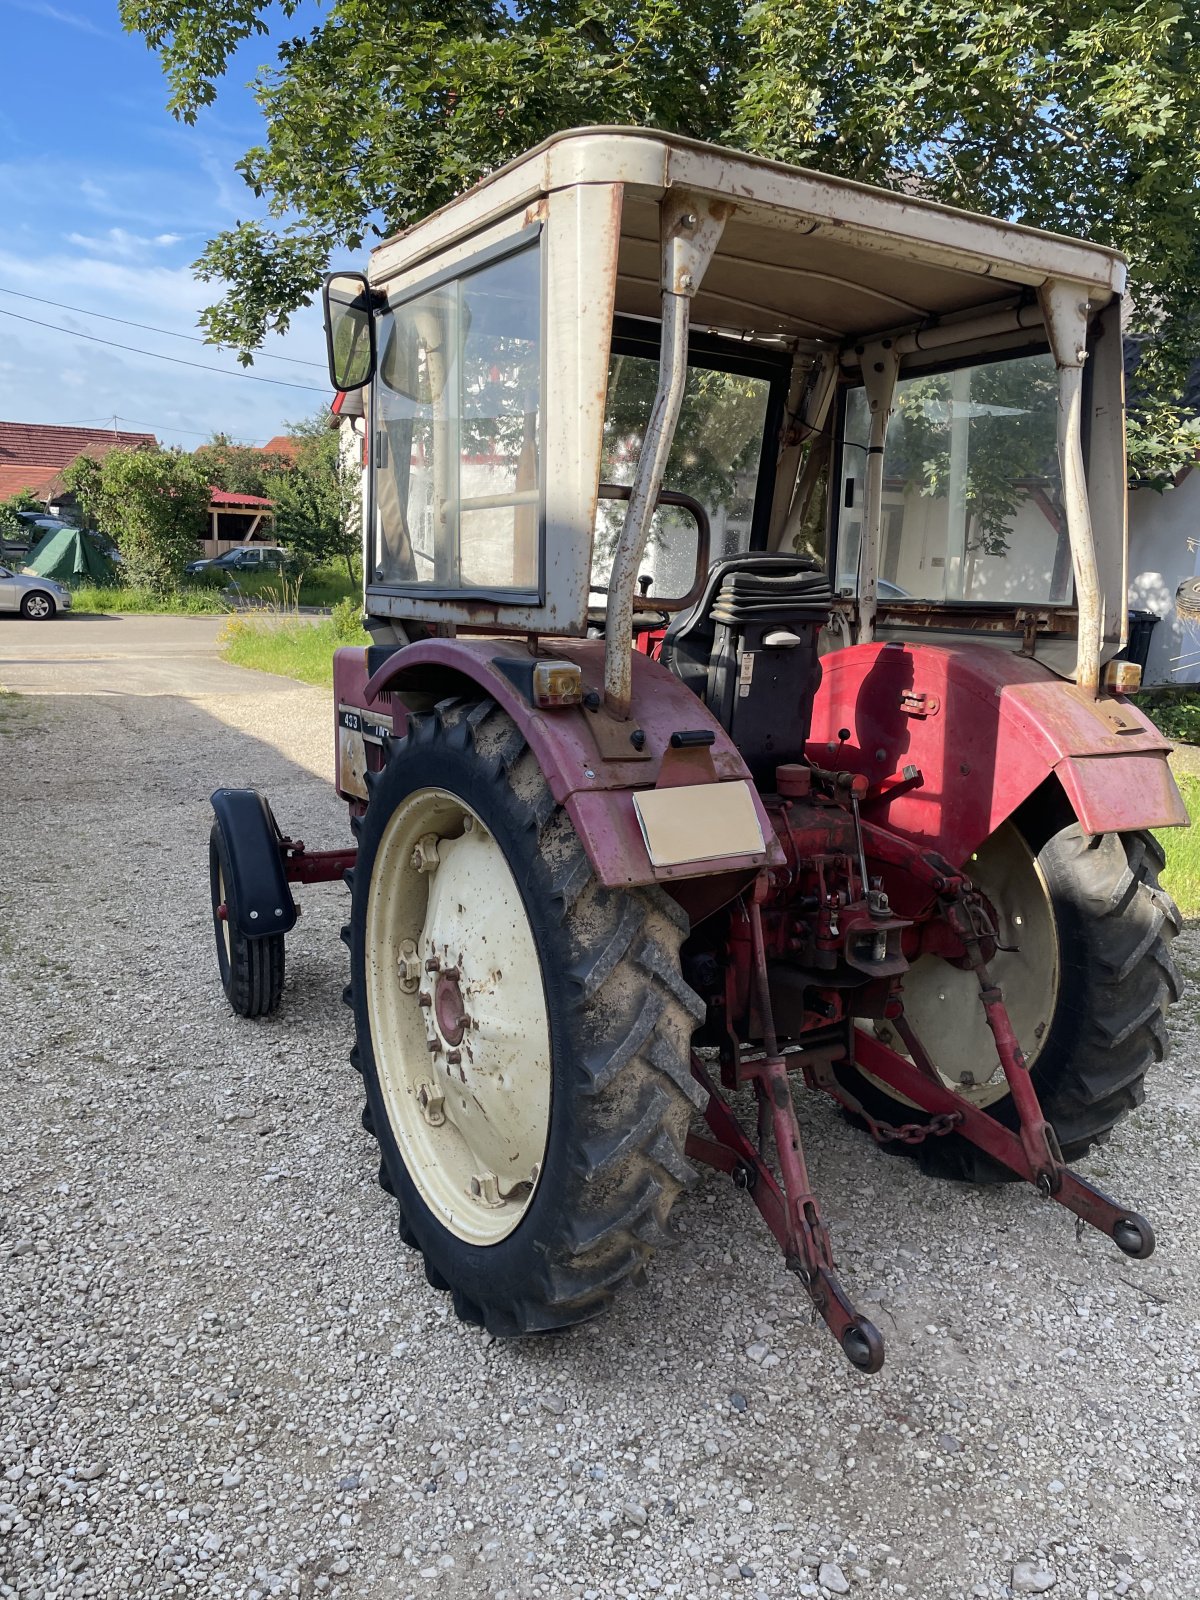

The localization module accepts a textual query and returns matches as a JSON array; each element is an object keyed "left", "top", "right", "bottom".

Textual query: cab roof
[{"left": 369, "top": 127, "right": 1126, "bottom": 345}]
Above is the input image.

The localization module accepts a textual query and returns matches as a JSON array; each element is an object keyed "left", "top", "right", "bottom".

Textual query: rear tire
[
  {"left": 846, "top": 822, "right": 1182, "bottom": 1180},
  {"left": 346, "top": 696, "right": 704, "bottom": 1335},
  {"left": 209, "top": 821, "right": 286, "bottom": 1017}
]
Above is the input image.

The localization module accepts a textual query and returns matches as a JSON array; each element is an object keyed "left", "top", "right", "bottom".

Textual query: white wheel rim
[
  {"left": 858, "top": 821, "right": 1060, "bottom": 1109},
  {"left": 27, "top": 596, "right": 49, "bottom": 618},
  {"left": 364, "top": 787, "right": 551, "bottom": 1245},
  {"left": 217, "top": 865, "right": 232, "bottom": 964}
]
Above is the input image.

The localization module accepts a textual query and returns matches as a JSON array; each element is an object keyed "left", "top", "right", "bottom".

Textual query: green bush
[{"left": 1136, "top": 691, "right": 1200, "bottom": 746}]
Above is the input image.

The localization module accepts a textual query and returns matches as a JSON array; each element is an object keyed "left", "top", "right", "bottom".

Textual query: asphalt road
[
  {"left": 0, "top": 612, "right": 297, "bottom": 700},
  {"left": 1, "top": 613, "right": 1198, "bottom": 1600}
]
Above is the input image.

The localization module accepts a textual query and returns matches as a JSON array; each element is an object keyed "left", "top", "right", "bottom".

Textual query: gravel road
[{"left": 2, "top": 618, "right": 1198, "bottom": 1600}]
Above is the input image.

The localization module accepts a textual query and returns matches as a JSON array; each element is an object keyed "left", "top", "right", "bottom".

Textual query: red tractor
[{"left": 209, "top": 129, "right": 1186, "bottom": 1372}]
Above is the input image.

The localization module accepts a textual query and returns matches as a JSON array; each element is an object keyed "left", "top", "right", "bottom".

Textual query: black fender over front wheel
[{"left": 209, "top": 820, "right": 286, "bottom": 1018}]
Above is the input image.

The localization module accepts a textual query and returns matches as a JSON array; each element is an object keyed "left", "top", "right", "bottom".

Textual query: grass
[
  {"left": 68, "top": 565, "right": 359, "bottom": 617},
  {"left": 70, "top": 583, "right": 229, "bottom": 615},
  {"left": 1155, "top": 771, "right": 1200, "bottom": 919},
  {"left": 223, "top": 567, "right": 359, "bottom": 607},
  {"left": 218, "top": 597, "right": 370, "bottom": 687}
]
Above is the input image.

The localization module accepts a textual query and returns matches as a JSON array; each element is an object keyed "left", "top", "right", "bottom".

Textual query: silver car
[{"left": 0, "top": 565, "right": 71, "bottom": 620}]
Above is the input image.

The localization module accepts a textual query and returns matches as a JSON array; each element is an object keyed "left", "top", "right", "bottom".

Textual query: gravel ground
[{"left": 2, "top": 640, "right": 1199, "bottom": 1600}]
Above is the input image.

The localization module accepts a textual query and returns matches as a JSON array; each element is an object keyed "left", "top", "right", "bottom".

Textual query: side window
[
  {"left": 590, "top": 353, "right": 772, "bottom": 602},
  {"left": 371, "top": 241, "right": 541, "bottom": 594},
  {"left": 837, "top": 351, "right": 1067, "bottom": 605}
]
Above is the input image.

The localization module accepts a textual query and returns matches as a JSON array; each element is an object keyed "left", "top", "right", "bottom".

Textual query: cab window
[
  {"left": 590, "top": 340, "right": 777, "bottom": 603},
  {"left": 837, "top": 351, "right": 1068, "bottom": 605},
  {"left": 371, "top": 240, "right": 541, "bottom": 595}
]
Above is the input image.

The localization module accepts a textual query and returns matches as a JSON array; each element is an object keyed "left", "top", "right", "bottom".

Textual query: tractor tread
[
  {"left": 863, "top": 824, "right": 1182, "bottom": 1183},
  {"left": 348, "top": 695, "right": 700, "bottom": 1336}
]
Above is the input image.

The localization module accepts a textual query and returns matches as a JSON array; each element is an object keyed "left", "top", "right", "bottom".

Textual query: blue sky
[{"left": 0, "top": 0, "right": 336, "bottom": 448}]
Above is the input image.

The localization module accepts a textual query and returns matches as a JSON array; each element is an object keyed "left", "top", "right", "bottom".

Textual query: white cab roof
[{"left": 370, "top": 127, "right": 1125, "bottom": 343}]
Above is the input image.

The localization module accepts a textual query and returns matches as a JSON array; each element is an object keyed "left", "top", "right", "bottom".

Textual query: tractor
[{"left": 209, "top": 129, "right": 1187, "bottom": 1372}]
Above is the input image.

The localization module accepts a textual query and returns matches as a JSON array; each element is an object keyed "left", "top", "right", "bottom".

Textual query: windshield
[
  {"left": 590, "top": 353, "right": 772, "bottom": 603},
  {"left": 838, "top": 351, "right": 1070, "bottom": 605}
]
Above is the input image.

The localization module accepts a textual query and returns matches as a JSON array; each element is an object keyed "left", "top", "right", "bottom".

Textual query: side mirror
[{"left": 322, "top": 271, "right": 376, "bottom": 393}]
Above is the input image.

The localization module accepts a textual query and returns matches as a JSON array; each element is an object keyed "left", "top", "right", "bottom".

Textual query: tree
[
  {"left": 70, "top": 449, "right": 211, "bottom": 592},
  {"left": 193, "top": 434, "right": 293, "bottom": 498},
  {"left": 60, "top": 455, "right": 103, "bottom": 531},
  {"left": 0, "top": 489, "right": 41, "bottom": 538},
  {"left": 124, "top": 0, "right": 1200, "bottom": 480},
  {"left": 262, "top": 416, "right": 361, "bottom": 581}
]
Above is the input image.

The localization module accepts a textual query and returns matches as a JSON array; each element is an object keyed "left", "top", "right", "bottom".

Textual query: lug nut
[{"left": 411, "top": 833, "right": 441, "bottom": 873}]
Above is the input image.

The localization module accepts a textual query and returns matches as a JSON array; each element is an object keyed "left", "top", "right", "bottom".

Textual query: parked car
[
  {"left": 0, "top": 565, "right": 71, "bottom": 620},
  {"left": 185, "top": 546, "right": 292, "bottom": 577},
  {"left": 16, "top": 511, "right": 73, "bottom": 535}
]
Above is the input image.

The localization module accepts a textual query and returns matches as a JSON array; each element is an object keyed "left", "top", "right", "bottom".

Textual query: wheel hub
[
  {"left": 431, "top": 967, "right": 468, "bottom": 1047},
  {"left": 858, "top": 821, "right": 1060, "bottom": 1109}
]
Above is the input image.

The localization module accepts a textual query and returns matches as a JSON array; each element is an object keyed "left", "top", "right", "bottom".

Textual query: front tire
[
  {"left": 347, "top": 697, "right": 704, "bottom": 1335},
  {"left": 847, "top": 821, "right": 1182, "bottom": 1179},
  {"left": 20, "top": 592, "right": 55, "bottom": 620},
  {"left": 209, "top": 821, "right": 286, "bottom": 1017}
]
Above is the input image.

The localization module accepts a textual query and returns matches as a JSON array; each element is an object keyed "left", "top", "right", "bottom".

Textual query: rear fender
[
  {"left": 351, "top": 637, "right": 782, "bottom": 902},
  {"left": 810, "top": 641, "right": 1187, "bottom": 867},
  {"left": 210, "top": 788, "right": 297, "bottom": 938}
]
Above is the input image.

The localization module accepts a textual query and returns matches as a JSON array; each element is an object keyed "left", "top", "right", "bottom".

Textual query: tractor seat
[{"left": 660, "top": 554, "right": 834, "bottom": 777}]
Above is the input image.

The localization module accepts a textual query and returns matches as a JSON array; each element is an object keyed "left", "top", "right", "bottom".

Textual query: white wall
[{"left": 1128, "top": 471, "right": 1200, "bottom": 685}]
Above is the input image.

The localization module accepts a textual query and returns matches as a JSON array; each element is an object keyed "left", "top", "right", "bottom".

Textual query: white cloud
[
  {"left": 65, "top": 227, "right": 190, "bottom": 260},
  {"left": 3, "top": 0, "right": 110, "bottom": 37}
]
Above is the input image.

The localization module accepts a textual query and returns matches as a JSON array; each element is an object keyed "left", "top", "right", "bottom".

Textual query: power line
[
  {"left": 0, "top": 306, "right": 329, "bottom": 394},
  {"left": 0, "top": 286, "right": 327, "bottom": 370},
  {"left": 63, "top": 414, "right": 270, "bottom": 443}
]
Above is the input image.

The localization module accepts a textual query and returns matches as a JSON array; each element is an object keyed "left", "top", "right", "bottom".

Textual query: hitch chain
[
  {"left": 803, "top": 1056, "right": 962, "bottom": 1146},
  {"left": 868, "top": 1110, "right": 961, "bottom": 1146}
]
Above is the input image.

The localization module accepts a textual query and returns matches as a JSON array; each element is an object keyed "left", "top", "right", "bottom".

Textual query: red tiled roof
[
  {"left": 260, "top": 435, "right": 301, "bottom": 458},
  {"left": 0, "top": 464, "right": 59, "bottom": 500},
  {"left": 0, "top": 420, "right": 157, "bottom": 470},
  {"left": 209, "top": 488, "right": 274, "bottom": 508}
]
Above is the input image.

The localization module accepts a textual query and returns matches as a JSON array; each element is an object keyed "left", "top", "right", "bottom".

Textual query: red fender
[
  {"left": 333, "top": 638, "right": 782, "bottom": 908},
  {"left": 809, "top": 641, "right": 1187, "bottom": 867}
]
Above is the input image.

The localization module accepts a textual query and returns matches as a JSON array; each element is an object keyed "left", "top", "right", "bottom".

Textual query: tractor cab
[
  {"left": 325, "top": 126, "right": 1131, "bottom": 715},
  {"left": 206, "top": 130, "right": 1184, "bottom": 1375}
]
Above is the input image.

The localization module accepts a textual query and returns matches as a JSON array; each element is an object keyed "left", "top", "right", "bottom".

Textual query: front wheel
[
  {"left": 20, "top": 592, "right": 55, "bottom": 620},
  {"left": 346, "top": 697, "right": 704, "bottom": 1335},
  {"left": 209, "top": 821, "right": 286, "bottom": 1017},
  {"left": 846, "top": 821, "right": 1182, "bottom": 1179}
]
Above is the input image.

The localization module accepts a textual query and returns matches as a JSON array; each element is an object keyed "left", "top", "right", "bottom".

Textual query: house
[
  {"left": 259, "top": 435, "right": 302, "bottom": 461},
  {"left": 0, "top": 420, "right": 157, "bottom": 510},
  {"left": 1129, "top": 469, "right": 1200, "bottom": 686},
  {"left": 202, "top": 488, "right": 276, "bottom": 559}
]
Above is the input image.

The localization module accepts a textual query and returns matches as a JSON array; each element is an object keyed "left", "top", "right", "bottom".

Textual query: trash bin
[{"left": 1119, "top": 609, "right": 1159, "bottom": 670}]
